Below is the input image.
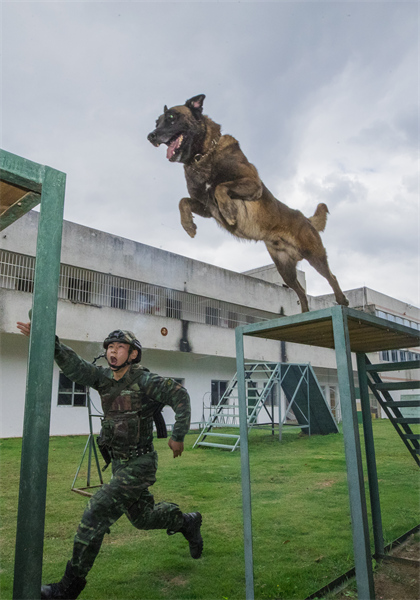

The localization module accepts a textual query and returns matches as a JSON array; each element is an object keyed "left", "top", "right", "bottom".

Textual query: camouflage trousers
[{"left": 71, "top": 451, "right": 183, "bottom": 577}]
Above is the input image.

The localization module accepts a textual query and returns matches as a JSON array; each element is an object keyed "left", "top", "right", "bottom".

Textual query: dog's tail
[{"left": 309, "top": 203, "right": 329, "bottom": 232}]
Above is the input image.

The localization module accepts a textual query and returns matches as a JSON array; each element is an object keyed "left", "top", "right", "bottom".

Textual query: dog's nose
[{"left": 147, "top": 131, "right": 158, "bottom": 145}]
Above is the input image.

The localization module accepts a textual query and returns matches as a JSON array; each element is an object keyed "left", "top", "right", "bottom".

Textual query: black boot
[
  {"left": 41, "top": 561, "right": 87, "bottom": 599},
  {"left": 168, "top": 512, "right": 203, "bottom": 559}
]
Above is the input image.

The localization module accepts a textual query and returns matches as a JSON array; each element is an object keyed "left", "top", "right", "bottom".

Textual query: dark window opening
[
  {"left": 211, "top": 380, "right": 228, "bottom": 406},
  {"left": 68, "top": 278, "right": 91, "bottom": 303},
  {"left": 111, "top": 287, "right": 127, "bottom": 310},
  {"left": 206, "top": 307, "right": 220, "bottom": 326},
  {"left": 16, "top": 276, "right": 34, "bottom": 293},
  {"left": 58, "top": 373, "right": 88, "bottom": 407},
  {"left": 166, "top": 298, "right": 182, "bottom": 319},
  {"left": 227, "top": 311, "right": 238, "bottom": 329}
]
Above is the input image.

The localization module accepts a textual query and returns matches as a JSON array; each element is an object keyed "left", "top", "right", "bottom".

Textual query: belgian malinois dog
[{"left": 148, "top": 94, "right": 348, "bottom": 312}]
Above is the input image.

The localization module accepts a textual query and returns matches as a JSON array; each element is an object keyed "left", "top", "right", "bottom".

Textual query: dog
[{"left": 148, "top": 94, "right": 349, "bottom": 313}]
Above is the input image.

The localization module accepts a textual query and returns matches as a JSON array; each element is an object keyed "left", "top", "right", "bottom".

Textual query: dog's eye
[{"left": 167, "top": 113, "right": 175, "bottom": 121}]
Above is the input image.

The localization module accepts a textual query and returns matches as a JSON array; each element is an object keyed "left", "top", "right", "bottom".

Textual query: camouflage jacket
[{"left": 54, "top": 338, "right": 191, "bottom": 453}]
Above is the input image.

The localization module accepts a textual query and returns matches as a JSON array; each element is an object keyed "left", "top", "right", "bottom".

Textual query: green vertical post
[
  {"left": 235, "top": 327, "right": 255, "bottom": 600},
  {"left": 356, "top": 352, "right": 384, "bottom": 556},
  {"left": 13, "top": 166, "right": 66, "bottom": 600},
  {"left": 332, "top": 307, "right": 375, "bottom": 600}
]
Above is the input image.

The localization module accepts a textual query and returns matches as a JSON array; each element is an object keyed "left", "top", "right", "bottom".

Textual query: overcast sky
[{"left": 2, "top": 1, "right": 419, "bottom": 308}]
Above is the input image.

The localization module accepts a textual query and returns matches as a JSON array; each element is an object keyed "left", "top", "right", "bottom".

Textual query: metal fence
[{"left": 0, "top": 249, "right": 277, "bottom": 328}]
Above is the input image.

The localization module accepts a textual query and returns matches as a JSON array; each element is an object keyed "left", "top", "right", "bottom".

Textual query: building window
[
  {"left": 68, "top": 277, "right": 91, "bottom": 303},
  {"left": 211, "top": 380, "right": 228, "bottom": 406},
  {"left": 376, "top": 309, "right": 420, "bottom": 331},
  {"left": 111, "top": 286, "right": 127, "bottom": 310},
  {"left": 206, "top": 306, "right": 220, "bottom": 326},
  {"left": 58, "top": 373, "right": 88, "bottom": 407},
  {"left": 16, "top": 275, "right": 34, "bottom": 293},
  {"left": 381, "top": 349, "right": 419, "bottom": 363},
  {"left": 227, "top": 310, "right": 238, "bottom": 329},
  {"left": 166, "top": 297, "right": 182, "bottom": 319},
  {"left": 138, "top": 292, "right": 156, "bottom": 314}
]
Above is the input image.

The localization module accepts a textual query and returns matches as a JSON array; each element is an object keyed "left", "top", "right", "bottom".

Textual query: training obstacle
[
  {"left": 235, "top": 306, "right": 419, "bottom": 600},
  {"left": 1, "top": 149, "right": 66, "bottom": 600},
  {"left": 194, "top": 362, "right": 338, "bottom": 451}
]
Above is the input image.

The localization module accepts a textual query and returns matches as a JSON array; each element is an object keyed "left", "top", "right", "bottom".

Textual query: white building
[{"left": 1, "top": 211, "right": 419, "bottom": 438}]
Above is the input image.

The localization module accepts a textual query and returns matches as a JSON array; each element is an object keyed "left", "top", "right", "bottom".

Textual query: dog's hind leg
[
  {"left": 307, "top": 252, "right": 349, "bottom": 307},
  {"left": 179, "top": 197, "right": 213, "bottom": 238},
  {"left": 266, "top": 243, "right": 309, "bottom": 312}
]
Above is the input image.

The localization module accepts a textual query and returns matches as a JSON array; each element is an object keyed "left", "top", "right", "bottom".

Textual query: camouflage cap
[{"left": 103, "top": 329, "right": 142, "bottom": 363}]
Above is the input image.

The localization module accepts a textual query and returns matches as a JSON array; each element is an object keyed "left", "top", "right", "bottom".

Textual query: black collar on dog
[{"left": 193, "top": 137, "right": 220, "bottom": 163}]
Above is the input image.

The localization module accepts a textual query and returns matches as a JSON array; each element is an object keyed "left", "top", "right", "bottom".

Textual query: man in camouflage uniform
[{"left": 16, "top": 324, "right": 203, "bottom": 600}]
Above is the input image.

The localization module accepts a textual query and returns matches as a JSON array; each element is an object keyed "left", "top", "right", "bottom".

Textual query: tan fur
[{"left": 309, "top": 203, "right": 329, "bottom": 232}]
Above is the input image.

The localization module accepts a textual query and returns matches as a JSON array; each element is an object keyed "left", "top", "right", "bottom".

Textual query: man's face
[{"left": 106, "top": 342, "right": 131, "bottom": 368}]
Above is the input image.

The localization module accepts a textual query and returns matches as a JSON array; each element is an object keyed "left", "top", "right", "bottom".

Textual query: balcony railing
[{"left": 0, "top": 250, "right": 278, "bottom": 328}]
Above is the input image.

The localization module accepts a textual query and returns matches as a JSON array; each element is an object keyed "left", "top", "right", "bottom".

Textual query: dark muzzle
[{"left": 147, "top": 131, "right": 160, "bottom": 146}]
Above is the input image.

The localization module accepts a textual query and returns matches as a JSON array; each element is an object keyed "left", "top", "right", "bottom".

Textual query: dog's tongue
[{"left": 167, "top": 135, "right": 182, "bottom": 160}]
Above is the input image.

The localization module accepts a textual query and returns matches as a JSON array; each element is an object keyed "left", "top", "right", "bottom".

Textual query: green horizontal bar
[
  {"left": 395, "top": 418, "right": 420, "bottom": 424},
  {"left": 0, "top": 149, "right": 45, "bottom": 191},
  {"left": 374, "top": 381, "right": 420, "bottom": 391},
  {"left": 239, "top": 306, "right": 334, "bottom": 336},
  {"left": 204, "top": 433, "right": 240, "bottom": 438},
  {"left": 366, "top": 360, "right": 420, "bottom": 373},
  {"left": 385, "top": 400, "right": 420, "bottom": 408},
  {"left": 198, "top": 442, "right": 237, "bottom": 449}
]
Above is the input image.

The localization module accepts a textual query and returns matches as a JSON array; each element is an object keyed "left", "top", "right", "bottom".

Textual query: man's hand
[
  {"left": 17, "top": 322, "right": 31, "bottom": 337},
  {"left": 168, "top": 438, "right": 184, "bottom": 458}
]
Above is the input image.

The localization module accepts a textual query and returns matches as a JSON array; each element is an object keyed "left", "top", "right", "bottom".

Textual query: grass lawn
[{"left": 1, "top": 420, "right": 419, "bottom": 599}]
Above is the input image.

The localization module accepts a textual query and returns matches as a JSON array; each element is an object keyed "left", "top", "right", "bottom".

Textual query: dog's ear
[
  {"left": 185, "top": 94, "right": 206, "bottom": 113},
  {"left": 163, "top": 105, "right": 168, "bottom": 113}
]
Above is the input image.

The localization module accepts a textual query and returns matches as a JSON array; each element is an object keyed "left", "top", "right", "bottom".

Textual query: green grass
[{"left": 1, "top": 421, "right": 419, "bottom": 599}]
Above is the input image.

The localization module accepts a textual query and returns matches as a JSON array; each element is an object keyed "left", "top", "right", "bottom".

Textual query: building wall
[
  {"left": 1, "top": 211, "right": 301, "bottom": 314},
  {"left": 1, "top": 211, "right": 419, "bottom": 438},
  {"left": 0, "top": 331, "right": 237, "bottom": 438}
]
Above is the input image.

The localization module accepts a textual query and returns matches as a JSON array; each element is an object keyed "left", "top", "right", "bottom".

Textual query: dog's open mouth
[{"left": 166, "top": 134, "right": 184, "bottom": 161}]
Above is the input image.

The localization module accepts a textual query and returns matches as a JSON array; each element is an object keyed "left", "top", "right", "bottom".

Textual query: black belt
[{"left": 110, "top": 443, "right": 154, "bottom": 461}]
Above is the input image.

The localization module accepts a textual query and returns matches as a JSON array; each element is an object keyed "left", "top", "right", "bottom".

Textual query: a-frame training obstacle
[
  {"left": 1, "top": 149, "right": 66, "bottom": 600},
  {"left": 235, "top": 306, "right": 419, "bottom": 600},
  {"left": 71, "top": 389, "right": 105, "bottom": 497},
  {"left": 193, "top": 362, "right": 338, "bottom": 451}
]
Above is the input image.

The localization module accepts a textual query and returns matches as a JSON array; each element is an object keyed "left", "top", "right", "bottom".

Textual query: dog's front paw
[
  {"left": 224, "top": 214, "right": 237, "bottom": 227},
  {"left": 182, "top": 220, "right": 197, "bottom": 238}
]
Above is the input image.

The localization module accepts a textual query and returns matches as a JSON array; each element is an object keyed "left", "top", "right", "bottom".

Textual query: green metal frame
[
  {"left": 235, "top": 305, "right": 419, "bottom": 600},
  {"left": 1, "top": 149, "right": 66, "bottom": 600}
]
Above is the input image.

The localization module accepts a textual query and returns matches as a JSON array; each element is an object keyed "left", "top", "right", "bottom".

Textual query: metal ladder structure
[
  {"left": 193, "top": 362, "right": 337, "bottom": 451},
  {"left": 362, "top": 356, "right": 420, "bottom": 466},
  {"left": 193, "top": 363, "right": 280, "bottom": 451}
]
